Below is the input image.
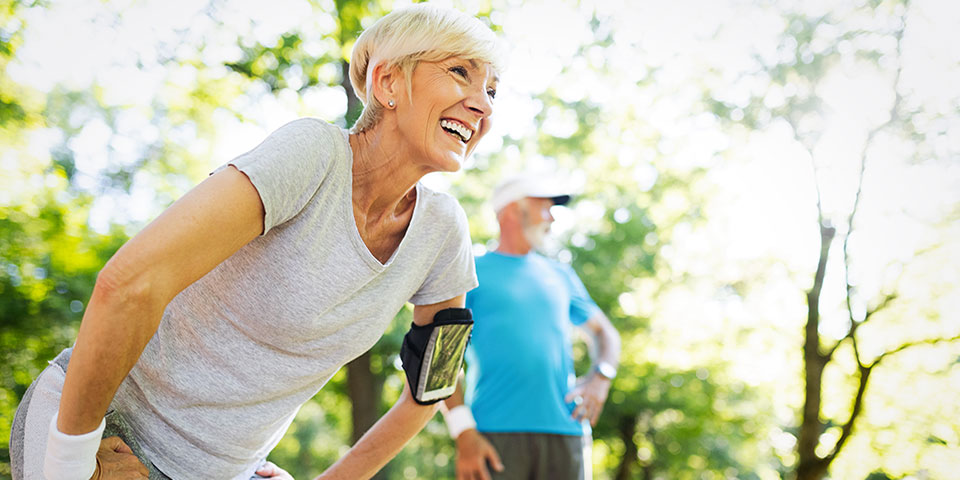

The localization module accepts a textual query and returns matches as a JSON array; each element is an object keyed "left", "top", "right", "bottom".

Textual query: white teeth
[{"left": 440, "top": 119, "right": 473, "bottom": 142}]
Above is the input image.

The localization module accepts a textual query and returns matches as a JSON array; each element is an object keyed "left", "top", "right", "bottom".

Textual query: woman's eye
[
  {"left": 450, "top": 66, "right": 468, "bottom": 78},
  {"left": 487, "top": 88, "right": 497, "bottom": 99}
]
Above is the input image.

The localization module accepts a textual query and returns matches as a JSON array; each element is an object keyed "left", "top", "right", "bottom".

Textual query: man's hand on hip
[
  {"left": 455, "top": 429, "right": 503, "bottom": 480},
  {"left": 565, "top": 374, "right": 612, "bottom": 427}
]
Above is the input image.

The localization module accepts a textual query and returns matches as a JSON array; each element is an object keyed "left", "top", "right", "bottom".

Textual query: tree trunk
[
  {"left": 346, "top": 350, "right": 379, "bottom": 443},
  {"left": 345, "top": 350, "right": 387, "bottom": 479},
  {"left": 796, "top": 460, "right": 830, "bottom": 480},
  {"left": 614, "top": 415, "right": 638, "bottom": 480},
  {"left": 796, "top": 222, "right": 835, "bottom": 480}
]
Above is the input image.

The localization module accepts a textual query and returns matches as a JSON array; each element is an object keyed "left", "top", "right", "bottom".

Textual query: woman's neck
[{"left": 349, "top": 125, "right": 428, "bottom": 222}]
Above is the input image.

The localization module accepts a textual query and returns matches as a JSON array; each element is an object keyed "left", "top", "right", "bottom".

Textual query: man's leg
[{"left": 536, "top": 434, "right": 584, "bottom": 480}]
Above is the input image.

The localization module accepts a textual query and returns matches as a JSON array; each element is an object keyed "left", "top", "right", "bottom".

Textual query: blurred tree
[
  {"left": 0, "top": 0, "right": 34, "bottom": 130},
  {"left": 705, "top": 0, "right": 960, "bottom": 478},
  {"left": 0, "top": 1, "right": 126, "bottom": 476},
  {"left": 792, "top": 13, "right": 960, "bottom": 480}
]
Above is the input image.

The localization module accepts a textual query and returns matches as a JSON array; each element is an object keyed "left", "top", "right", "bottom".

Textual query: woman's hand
[
  {"left": 92, "top": 437, "right": 149, "bottom": 479},
  {"left": 256, "top": 461, "right": 295, "bottom": 480}
]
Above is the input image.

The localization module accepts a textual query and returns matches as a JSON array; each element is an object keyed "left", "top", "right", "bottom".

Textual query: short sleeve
[
  {"left": 214, "top": 118, "right": 340, "bottom": 235},
  {"left": 409, "top": 198, "right": 478, "bottom": 305},
  {"left": 558, "top": 263, "right": 601, "bottom": 326}
]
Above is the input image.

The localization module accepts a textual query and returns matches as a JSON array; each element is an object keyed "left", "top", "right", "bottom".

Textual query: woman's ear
[{"left": 370, "top": 61, "right": 402, "bottom": 109}]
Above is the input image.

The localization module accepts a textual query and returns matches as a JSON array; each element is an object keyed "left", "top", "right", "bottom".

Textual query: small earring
[{"left": 388, "top": 99, "right": 395, "bottom": 108}]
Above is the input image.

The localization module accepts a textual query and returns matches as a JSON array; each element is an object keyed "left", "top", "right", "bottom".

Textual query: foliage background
[{"left": 1, "top": 0, "right": 959, "bottom": 479}]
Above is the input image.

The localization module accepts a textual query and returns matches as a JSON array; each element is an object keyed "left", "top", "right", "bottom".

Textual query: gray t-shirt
[{"left": 111, "top": 118, "right": 478, "bottom": 479}]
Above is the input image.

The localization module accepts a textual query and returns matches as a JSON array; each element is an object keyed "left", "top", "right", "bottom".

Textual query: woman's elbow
[{"left": 91, "top": 255, "right": 159, "bottom": 312}]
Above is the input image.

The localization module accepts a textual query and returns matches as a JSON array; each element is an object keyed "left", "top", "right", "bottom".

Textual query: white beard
[{"left": 522, "top": 222, "right": 551, "bottom": 251}]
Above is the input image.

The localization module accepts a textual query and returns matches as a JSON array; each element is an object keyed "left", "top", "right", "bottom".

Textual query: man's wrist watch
[{"left": 594, "top": 361, "right": 617, "bottom": 380}]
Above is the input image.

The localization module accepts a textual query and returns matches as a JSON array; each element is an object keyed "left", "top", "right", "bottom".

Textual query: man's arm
[
  {"left": 566, "top": 311, "right": 621, "bottom": 426},
  {"left": 442, "top": 382, "right": 503, "bottom": 480},
  {"left": 314, "top": 296, "right": 466, "bottom": 480},
  {"left": 584, "top": 310, "right": 621, "bottom": 375}
]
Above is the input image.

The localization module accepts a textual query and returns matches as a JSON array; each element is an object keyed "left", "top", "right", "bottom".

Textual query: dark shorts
[{"left": 482, "top": 431, "right": 590, "bottom": 480}]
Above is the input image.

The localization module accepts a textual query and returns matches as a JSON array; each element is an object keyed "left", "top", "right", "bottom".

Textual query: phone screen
[{"left": 418, "top": 323, "right": 472, "bottom": 401}]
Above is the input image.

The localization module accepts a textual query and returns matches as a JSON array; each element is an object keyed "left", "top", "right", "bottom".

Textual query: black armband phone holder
[{"left": 400, "top": 307, "right": 474, "bottom": 405}]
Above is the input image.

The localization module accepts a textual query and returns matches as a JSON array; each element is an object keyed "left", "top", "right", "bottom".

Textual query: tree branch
[
  {"left": 863, "top": 293, "right": 898, "bottom": 324},
  {"left": 870, "top": 333, "right": 960, "bottom": 367},
  {"left": 822, "top": 364, "right": 872, "bottom": 465},
  {"left": 841, "top": 5, "right": 907, "bottom": 344},
  {"left": 823, "top": 332, "right": 960, "bottom": 465},
  {"left": 803, "top": 6, "right": 913, "bottom": 477},
  {"left": 824, "top": 292, "right": 897, "bottom": 361}
]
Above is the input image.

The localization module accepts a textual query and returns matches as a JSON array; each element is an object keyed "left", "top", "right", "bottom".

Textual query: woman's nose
[{"left": 465, "top": 86, "right": 493, "bottom": 118}]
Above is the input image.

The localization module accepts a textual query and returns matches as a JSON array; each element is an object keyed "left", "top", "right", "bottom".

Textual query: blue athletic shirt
[{"left": 464, "top": 251, "right": 601, "bottom": 436}]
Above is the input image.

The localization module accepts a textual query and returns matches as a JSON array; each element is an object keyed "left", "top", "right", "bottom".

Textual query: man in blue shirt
[{"left": 443, "top": 174, "right": 621, "bottom": 480}]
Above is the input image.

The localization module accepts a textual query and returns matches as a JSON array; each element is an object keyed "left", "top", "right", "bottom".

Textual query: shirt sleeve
[
  {"left": 213, "top": 118, "right": 338, "bottom": 235},
  {"left": 409, "top": 196, "right": 479, "bottom": 305},
  {"left": 559, "top": 263, "right": 601, "bottom": 326}
]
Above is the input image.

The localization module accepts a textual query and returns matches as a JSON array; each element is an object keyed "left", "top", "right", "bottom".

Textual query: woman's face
[{"left": 395, "top": 56, "right": 497, "bottom": 172}]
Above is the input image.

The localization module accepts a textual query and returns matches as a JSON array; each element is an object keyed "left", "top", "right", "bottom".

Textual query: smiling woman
[
  {"left": 349, "top": 6, "right": 503, "bottom": 177},
  {"left": 9, "top": 4, "right": 507, "bottom": 480},
  {"left": 349, "top": 4, "right": 505, "bottom": 133},
  {"left": 373, "top": 56, "right": 498, "bottom": 174}
]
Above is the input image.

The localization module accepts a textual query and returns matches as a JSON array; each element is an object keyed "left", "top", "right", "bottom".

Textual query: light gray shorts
[
  {"left": 10, "top": 347, "right": 274, "bottom": 480},
  {"left": 9, "top": 347, "right": 173, "bottom": 479}
]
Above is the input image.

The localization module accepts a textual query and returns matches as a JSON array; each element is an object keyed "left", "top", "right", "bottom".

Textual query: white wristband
[
  {"left": 44, "top": 413, "right": 106, "bottom": 480},
  {"left": 443, "top": 405, "right": 477, "bottom": 440}
]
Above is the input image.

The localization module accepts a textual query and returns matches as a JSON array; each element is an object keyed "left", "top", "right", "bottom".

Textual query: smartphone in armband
[{"left": 401, "top": 308, "right": 474, "bottom": 404}]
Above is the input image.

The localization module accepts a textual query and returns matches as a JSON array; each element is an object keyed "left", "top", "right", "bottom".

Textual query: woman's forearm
[
  {"left": 315, "top": 385, "right": 439, "bottom": 480},
  {"left": 312, "top": 297, "right": 466, "bottom": 478}
]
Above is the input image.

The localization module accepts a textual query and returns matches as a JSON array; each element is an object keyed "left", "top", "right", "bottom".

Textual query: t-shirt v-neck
[{"left": 342, "top": 140, "right": 422, "bottom": 270}]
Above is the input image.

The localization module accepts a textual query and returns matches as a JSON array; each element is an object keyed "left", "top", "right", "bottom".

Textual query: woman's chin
[{"left": 437, "top": 153, "right": 465, "bottom": 172}]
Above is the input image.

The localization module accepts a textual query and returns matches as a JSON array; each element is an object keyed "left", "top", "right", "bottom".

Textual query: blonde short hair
[{"left": 349, "top": 3, "right": 506, "bottom": 132}]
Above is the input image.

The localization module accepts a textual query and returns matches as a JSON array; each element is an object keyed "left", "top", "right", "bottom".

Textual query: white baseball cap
[{"left": 491, "top": 173, "right": 572, "bottom": 212}]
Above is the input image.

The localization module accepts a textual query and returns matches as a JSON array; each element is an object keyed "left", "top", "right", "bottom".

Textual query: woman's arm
[
  {"left": 58, "top": 165, "right": 265, "bottom": 435},
  {"left": 314, "top": 295, "right": 465, "bottom": 480}
]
